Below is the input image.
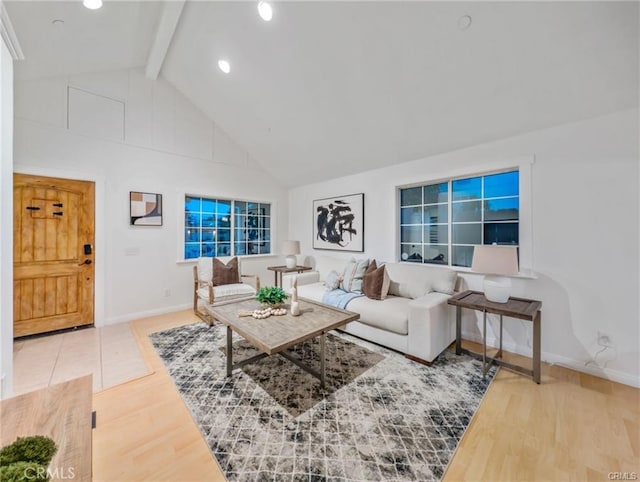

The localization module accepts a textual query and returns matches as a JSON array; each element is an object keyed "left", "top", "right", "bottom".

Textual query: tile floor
[{"left": 13, "top": 322, "right": 151, "bottom": 395}]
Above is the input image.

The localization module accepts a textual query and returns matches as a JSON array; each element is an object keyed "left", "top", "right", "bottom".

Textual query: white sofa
[{"left": 283, "top": 255, "right": 457, "bottom": 364}]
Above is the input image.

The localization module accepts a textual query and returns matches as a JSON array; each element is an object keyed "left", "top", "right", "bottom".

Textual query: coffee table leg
[
  {"left": 226, "top": 326, "right": 232, "bottom": 377},
  {"left": 320, "top": 333, "right": 326, "bottom": 389}
]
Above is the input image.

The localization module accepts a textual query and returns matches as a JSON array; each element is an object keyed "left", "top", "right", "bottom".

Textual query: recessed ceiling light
[
  {"left": 83, "top": 0, "right": 103, "bottom": 10},
  {"left": 258, "top": 1, "right": 273, "bottom": 22},
  {"left": 458, "top": 15, "right": 472, "bottom": 30},
  {"left": 218, "top": 59, "right": 231, "bottom": 74}
]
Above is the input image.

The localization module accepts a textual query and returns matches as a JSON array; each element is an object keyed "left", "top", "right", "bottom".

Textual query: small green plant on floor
[
  {"left": 256, "top": 286, "right": 288, "bottom": 306},
  {"left": 0, "top": 436, "right": 57, "bottom": 482},
  {"left": 0, "top": 461, "right": 49, "bottom": 482}
]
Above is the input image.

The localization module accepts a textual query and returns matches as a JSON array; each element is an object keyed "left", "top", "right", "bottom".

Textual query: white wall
[
  {"left": 289, "top": 109, "right": 640, "bottom": 387},
  {"left": 13, "top": 68, "right": 288, "bottom": 324},
  {"left": 0, "top": 34, "right": 14, "bottom": 398}
]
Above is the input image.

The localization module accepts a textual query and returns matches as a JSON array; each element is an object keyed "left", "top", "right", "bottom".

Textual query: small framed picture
[
  {"left": 130, "top": 191, "right": 162, "bottom": 226},
  {"left": 313, "top": 193, "right": 364, "bottom": 252}
]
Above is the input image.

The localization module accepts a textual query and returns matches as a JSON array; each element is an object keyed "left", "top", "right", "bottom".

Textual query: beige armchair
[{"left": 193, "top": 256, "right": 260, "bottom": 324}]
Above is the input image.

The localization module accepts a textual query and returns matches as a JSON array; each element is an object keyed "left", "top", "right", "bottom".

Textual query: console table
[
  {"left": 267, "top": 265, "right": 312, "bottom": 287},
  {"left": 448, "top": 290, "right": 542, "bottom": 383}
]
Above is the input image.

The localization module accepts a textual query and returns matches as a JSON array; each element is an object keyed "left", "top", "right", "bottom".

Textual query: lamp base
[
  {"left": 285, "top": 255, "right": 296, "bottom": 269},
  {"left": 483, "top": 275, "right": 512, "bottom": 303}
]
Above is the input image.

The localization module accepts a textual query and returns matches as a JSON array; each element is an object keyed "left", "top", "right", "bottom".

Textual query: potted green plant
[{"left": 256, "top": 286, "right": 288, "bottom": 308}]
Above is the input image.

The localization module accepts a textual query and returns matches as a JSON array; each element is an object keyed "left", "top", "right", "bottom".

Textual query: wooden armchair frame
[{"left": 193, "top": 265, "right": 260, "bottom": 324}]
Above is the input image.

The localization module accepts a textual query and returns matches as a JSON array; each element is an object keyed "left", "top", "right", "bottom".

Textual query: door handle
[{"left": 78, "top": 259, "right": 92, "bottom": 266}]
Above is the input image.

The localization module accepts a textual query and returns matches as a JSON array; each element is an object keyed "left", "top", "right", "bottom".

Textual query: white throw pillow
[
  {"left": 324, "top": 270, "right": 342, "bottom": 291},
  {"left": 340, "top": 258, "right": 369, "bottom": 293}
]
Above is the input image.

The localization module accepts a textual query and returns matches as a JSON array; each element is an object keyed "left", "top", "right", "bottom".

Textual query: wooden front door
[{"left": 13, "top": 174, "right": 95, "bottom": 337}]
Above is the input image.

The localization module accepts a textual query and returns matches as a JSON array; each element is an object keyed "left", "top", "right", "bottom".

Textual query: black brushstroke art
[{"left": 316, "top": 199, "right": 357, "bottom": 247}]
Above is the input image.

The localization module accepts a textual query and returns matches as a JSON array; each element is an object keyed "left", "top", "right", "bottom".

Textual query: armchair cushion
[
  {"left": 212, "top": 257, "right": 240, "bottom": 286},
  {"left": 193, "top": 256, "right": 259, "bottom": 325},
  {"left": 197, "top": 283, "right": 256, "bottom": 304}
]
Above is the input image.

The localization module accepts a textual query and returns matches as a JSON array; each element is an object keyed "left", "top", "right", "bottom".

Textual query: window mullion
[
  {"left": 230, "top": 201, "right": 235, "bottom": 256},
  {"left": 448, "top": 180, "right": 452, "bottom": 267},
  {"left": 480, "top": 176, "right": 485, "bottom": 246}
]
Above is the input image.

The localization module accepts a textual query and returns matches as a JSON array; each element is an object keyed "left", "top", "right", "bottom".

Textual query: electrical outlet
[
  {"left": 597, "top": 331, "right": 613, "bottom": 347},
  {"left": 163, "top": 289, "right": 171, "bottom": 298}
]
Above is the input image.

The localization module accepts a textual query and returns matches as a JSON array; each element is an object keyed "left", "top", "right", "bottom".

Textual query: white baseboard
[
  {"left": 461, "top": 330, "right": 640, "bottom": 388},
  {"left": 543, "top": 353, "right": 640, "bottom": 388},
  {"left": 104, "top": 303, "right": 192, "bottom": 325}
]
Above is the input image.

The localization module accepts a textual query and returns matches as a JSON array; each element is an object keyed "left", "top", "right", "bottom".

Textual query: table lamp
[
  {"left": 471, "top": 245, "right": 518, "bottom": 303},
  {"left": 282, "top": 240, "right": 300, "bottom": 269}
]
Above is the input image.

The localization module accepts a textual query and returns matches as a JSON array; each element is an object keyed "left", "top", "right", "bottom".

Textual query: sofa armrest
[
  {"left": 407, "top": 292, "right": 456, "bottom": 363},
  {"left": 282, "top": 271, "right": 320, "bottom": 292}
]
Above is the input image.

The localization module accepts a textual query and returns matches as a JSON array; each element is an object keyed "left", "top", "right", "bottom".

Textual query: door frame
[{"left": 14, "top": 164, "right": 106, "bottom": 327}]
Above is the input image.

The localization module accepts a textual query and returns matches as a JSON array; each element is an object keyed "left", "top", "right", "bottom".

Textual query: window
[
  {"left": 399, "top": 170, "right": 519, "bottom": 268},
  {"left": 184, "top": 196, "right": 271, "bottom": 259}
]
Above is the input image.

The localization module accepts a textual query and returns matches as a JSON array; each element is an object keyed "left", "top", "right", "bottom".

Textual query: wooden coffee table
[{"left": 205, "top": 298, "right": 359, "bottom": 388}]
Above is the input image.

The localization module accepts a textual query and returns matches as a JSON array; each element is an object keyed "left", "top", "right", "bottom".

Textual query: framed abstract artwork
[
  {"left": 313, "top": 193, "right": 364, "bottom": 252},
  {"left": 130, "top": 191, "right": 162, "bottom": 226}
]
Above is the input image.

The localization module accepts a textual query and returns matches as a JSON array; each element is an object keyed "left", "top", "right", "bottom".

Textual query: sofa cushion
[
  {"left": 212, "top": 257, "right": 240, "bottom": 286},
  {"left": 385, "top": 263, "right": 431, "bottom": 299},
  {"left": 346, "top": 295, "right": 410, "bottom": 335},
  {"left": 341, "top": 258, "right": 369, "bottom": 293},
  {"left": 363, "top": 263, "right": 390, "bottom": 300},
  {"left": 298, "top": 282, "right": 329, "bottom": 303},
  {"left": 384, "top": 262, "right": 457, "bottom": 298},
  {"left": 431, "top": 269, "right": 458, "bottom": 295}
]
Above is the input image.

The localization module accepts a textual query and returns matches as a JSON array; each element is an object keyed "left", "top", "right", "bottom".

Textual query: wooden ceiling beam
[{"left": 145, "top": 0, "right": 185, "bottom": 80}]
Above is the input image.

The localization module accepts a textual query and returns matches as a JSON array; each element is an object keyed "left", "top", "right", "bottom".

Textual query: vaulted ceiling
[{"left": 6, "top": 1, "right": 639, "bottom": 186}]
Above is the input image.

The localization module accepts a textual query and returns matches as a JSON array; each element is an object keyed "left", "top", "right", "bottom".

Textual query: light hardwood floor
[{"left": 92, "top": 310, "right": 639, "bottom": 481}]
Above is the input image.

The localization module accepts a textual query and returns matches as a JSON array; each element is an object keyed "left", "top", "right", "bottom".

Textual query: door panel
[{"left": 13, "top": 174, "right": 95, "bottom": 337}]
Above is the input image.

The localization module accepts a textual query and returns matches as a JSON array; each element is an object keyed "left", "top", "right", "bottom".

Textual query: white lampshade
[
  {"left": 471, "top": 246, "right": 519, "bottom": 303},
  {"left": 282, "top": 240, "right": 300, "bottom": 256},
  {"left": 282, "top": 240, "right": 300, "bottom": 268},
  {"left": 471, "top": 246, "right": 518, "bottom": 275}
]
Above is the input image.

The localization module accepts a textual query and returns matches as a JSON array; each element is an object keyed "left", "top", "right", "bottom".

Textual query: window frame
[
  {"left": 179, "top": 192, "right": 276, "bottom": 262},
  {"left": 396, "top": 158, "right": 533, "bottom": 275}
]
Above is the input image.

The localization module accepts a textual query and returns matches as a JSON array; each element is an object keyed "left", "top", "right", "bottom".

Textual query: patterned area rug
[
  {"left": 218, "top": 334, "right": 385, "bottom": 418},
  {"left": 150, "top": 322, "right": 496, "bottom": 482}
]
